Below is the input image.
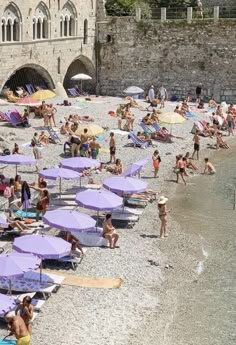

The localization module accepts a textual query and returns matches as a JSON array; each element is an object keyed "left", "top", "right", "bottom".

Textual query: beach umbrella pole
[
  {"left": 8, "top": 279, "right": 12, "bottom": 296},
  {"left": 40, "top": 260, "right": 43, "bottom": 283},
  {"left": 59, "top": 178, "right": 62, "bottom": 199}
]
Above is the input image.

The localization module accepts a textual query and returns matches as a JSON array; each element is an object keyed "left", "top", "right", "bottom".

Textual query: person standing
[
  {"left": 158, "top": 196, "right": 170, "bottom": 239},
  {"left": 148, "top": 85, "right": 155, "bottom": 103},
  {"left": 152, "top": 150, "right": 161, "bottom": 178},
  {"left": 109, "top": 132, "right": 116, "bottom": 164},
  {"left": 197, "top": 0, "right": 203, "bottom": 19},
  {"left": 192, "top": 130, "right": 200, "bottom": 160},
  {"left": 102, "top": 214, "right": 119, "bottom": 249},
  {"left": 158, "top": 85, "right": 167, "bottom": 108},
  {"left": 196, "top": 83, "right": 202, "bottom": 104},
  {"left": 4, "top": 313, "right": 31, "bottom": 345},
  {"left": 15, "top": 296, "right": 34, "bottom": 335}
]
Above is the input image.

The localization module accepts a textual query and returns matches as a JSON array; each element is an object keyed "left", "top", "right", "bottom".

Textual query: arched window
[
  {"left": 2, "top": 3, "right": 22, "bottom": 42},
  {"left": 33, "top": 2, "right": 50, "bottom": 40},
  {"left": 83, "top": 19, "right": 88, "bottom": 44},
  {"left": 60, "top": 1, "right": 77, "bottom": 37}
]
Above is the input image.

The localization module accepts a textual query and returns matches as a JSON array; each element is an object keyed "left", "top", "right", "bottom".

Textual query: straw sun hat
[{"left": 158, "top": 196, "right": 168, "bottom": 204}]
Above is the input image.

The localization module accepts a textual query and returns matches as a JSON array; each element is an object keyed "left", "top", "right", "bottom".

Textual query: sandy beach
[{"left": 0, "top": 96, "right": 234, "bottom": 345}]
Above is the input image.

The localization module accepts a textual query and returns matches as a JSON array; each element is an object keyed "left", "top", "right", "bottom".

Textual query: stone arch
[
  {"left": 2, "top": 2, "right": 22, "bottom": 42},
  {"left": 1, "top": 63, "right": 54, "bottom": 94},
  {"left": 60, "top": 0, "right": 77, "bottom": 37},
  {"left": 63, "top": 55, "right": 96, "bottom": 91},
  {"left": 33, "top": 1, "right": 51, "bottom": 39}
]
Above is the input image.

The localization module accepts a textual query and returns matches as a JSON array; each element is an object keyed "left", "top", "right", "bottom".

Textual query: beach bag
[{"left": 4, "top": 186, "right": 11, "bottom": 199}]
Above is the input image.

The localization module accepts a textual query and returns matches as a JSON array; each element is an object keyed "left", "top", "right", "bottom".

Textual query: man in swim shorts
[
  {"left": 80, "top": 128, "right": 89, "bottom": 157},
  {"left": 192, "top": 130, "right": 200, "bottom": 160},
  {"left": 5, "top": 313, "right": 30, "bottom": 345}
]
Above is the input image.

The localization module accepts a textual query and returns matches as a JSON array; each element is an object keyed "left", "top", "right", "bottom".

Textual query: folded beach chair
[
  {"left": 25, "top": 84, "right": 34, "bottom": 95},
  {"left": 67, "top": 88, "right": 79, "bottom": 97},
  {"left": 191, "top": 121, "right": 204, "bottom": 134},
  {"left": 5, "top": 109, "right": 24, "bottom": 127},
  {"left": 152, "top": 122, "right": 162, "bottom": 132},
  {"left": 0, "top": 112, "right": 10, "bottom": 122},
  {"left": 45, "top": 126, "right": 61, "bottom": 143},
  {"left": 128, "top": 132, "right": 149, "bottom": 149}
]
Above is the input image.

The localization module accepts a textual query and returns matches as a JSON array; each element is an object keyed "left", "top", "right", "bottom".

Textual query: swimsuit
[
  {"left": 194, "top": 143, "right": 200, "bottom": 151},
  {"left": 81, "top": 143, "right": 89, "bottom": 151},
  {"left": 16, "top": 334, "right": 31, "bottom": 345},
  {"left": 153, "top": 159, "right": 159, "bottom": 168},
  {"left": 110, "top": 146, "right": 116, "bottom": 155},
  {"left": 91, "top": 148, "right": 97, "bottom": 159}
]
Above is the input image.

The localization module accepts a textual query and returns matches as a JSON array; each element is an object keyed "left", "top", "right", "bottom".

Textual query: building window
[
  {"left": 58, "top": 0, "right": 60, "bottom": 10},
  {"left": 57, "top": 57, "right": 61, "bottom": 74},
  {"left": 83, "top": 19, "right": 88, "bottom": 44},
  {"left": 2, "top": 3, "right": 22, "bottom": 42},
  {"left": 60, "top": 1, "right": 77, "bottom": 37},
  {"left": 33, "top": 2, "right": 50, "bottom": 40}
]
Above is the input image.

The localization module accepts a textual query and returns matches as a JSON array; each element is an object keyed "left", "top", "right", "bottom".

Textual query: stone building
[{"left": 0, "top": 0, "right": 97, "bottom": 93}]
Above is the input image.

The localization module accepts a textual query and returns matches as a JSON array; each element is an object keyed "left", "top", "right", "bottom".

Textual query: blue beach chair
[
  {"left": 139, "top": 123, "right": 155, "bottom": 134},
  {"left": 128, "top": 132, "right": 149, "bottom": 148},
  {"left": 152, "top": 122, "right": 162, "bottom": 132}
]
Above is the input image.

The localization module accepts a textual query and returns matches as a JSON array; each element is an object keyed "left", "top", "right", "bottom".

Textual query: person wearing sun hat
[{"left": 158, "top": 196, "right": 170, "bottom": 239}]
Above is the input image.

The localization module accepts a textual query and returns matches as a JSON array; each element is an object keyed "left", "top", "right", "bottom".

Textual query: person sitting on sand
[
  {"left": 174, "top": 105, "right": 185, "bottom": 116},
  {"left": 203, "top": 158, "right": 216, "bottom": 174},
  {"left": 39, "top": 131, "right": 49, "bottom": 145},
  {"left": 216, "top": 132, "right": 230, "bottom": 149},
  {"left": 5, "top": 313, "right": 31, "bottom": 345},
  {"left": 203, "top": 122, "right": 216, "bottom": 137},
  {"left": 142, "top": 113, "right": 154, "bottom": 125},
  {"left": 107, "top": 158, "right": 123, "bottom": 175},
  {"left": 12, "top": 143, "right": 21, "bottom": 155},
  {"left": 60, "top": 121, "right": 70, "bottom": 135},
  {"left": 158, "top": 196, "right": 170, "bottom": 239},
  {"left": 66, "top": 114, "right": 94, "bottom": 122},
  {"left": 184, "top": 152, "right": 198, "bottom": 170},
  {"left": 102, "top": 214, "right": 119, "bottom": 249},
  {"left": 150, "top": 109, "right": 160, "bottom": 123},
  {"left": 124, "top": 96, "right": 143, "bottom": 109},
  {"left": 89, "top": 137, "right": 100, "bottom": 159},
  {"left": 15, "top": 296, "right": 34, "bottom": 334},
  {"left": 64, "top": 231, "right": 84, "bottom": 256}
]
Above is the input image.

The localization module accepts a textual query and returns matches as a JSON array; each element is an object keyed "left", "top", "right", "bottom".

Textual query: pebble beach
[{"left": 0, "top": 96, "right": 234, "bottom": 345}]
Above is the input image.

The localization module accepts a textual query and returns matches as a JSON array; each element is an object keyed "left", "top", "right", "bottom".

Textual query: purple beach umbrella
[
  {"left": 123, "top": 156, "right": 151, "bottom": 177},
  {"left": 13, "top": 234, "right": 71, "bottom": 259},
  {"left": 0, "top": 293, "right": 16, "bottom": 316},
  {"left": 75, "top": 189, "right": 123, "bottom": 211},
  {"left": 103, "top": 176, "right": 147, "bottom": 194},
  {"left": 61, "top": 157, "right": 100, "bottom": 172},
  {"left": 0, "top": 154, "right": 36, "bottom": 174},
  {"left": 0, "top": 252, "right": 40, "bottom": 279},
  {"left": 39, "top": 167, "right": 81, "bottom": 194},
  {"left": 43, "top": 209, "right": 96, "bottom": 232}
]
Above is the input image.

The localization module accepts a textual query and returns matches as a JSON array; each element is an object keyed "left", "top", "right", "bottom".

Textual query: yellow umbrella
[
  {"left": 76, "top": 124, "right": 104, "bottom": 137},
  {"left": 31, "top": 90, "right": 56, "bottom": 100},
  {"left": 159, "top": 112, "right": 186, "bottom": 124}
]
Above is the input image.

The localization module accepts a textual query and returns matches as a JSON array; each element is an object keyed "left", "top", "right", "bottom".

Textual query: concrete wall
[
  {"left": 97, "top": 17, "right": 236, "bottom": 102},
  {"left": 0, "top": 0, "right": 97, "bottom": 90}
]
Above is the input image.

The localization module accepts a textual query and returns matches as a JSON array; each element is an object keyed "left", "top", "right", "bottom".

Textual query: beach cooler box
[
  {"left": 72, "top": 228, "right": 107, "bottom": 247},
  {"left": 0, "top": 340, "right": 16, "bottom": 345}
]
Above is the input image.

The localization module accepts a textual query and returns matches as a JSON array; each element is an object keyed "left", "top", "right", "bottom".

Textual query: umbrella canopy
[
  {"left": 71, "top": 73, "right": 92, "bottom": 81},
  {"left": 103, "top": 176, "right": 147, "bottom": 194},
  {"left": 123, "top": 86, "right": 144, "bottom": 95},
  {"left": 75, "top": 124, "right": 104, "bottom": 137},
  {"left": 13, "top": 234, "right": 71, "bottom": 259},
  {"left": 0, "top": 154, "right": 36, "bottom": 166},
  {"left": 75, "top": 189, "right": 123, "bottom": 211},
  {"left": 39, "top": 167, "right": 81, "bottom": 181},
  {"left": 16, "top": 97, "right": 41, "bottom": 107},
  {"left": 43, "top": 209, "right": 96, "bottom": 232},
  {"left": 0, "top": 252, "right": 40, "bottom": 278},
  {"left": 0, "top": 293, "right": 16, "bottom": 315},
  {"left": 158, "top": 112, "right": 186, "bottom": 124},
  {"left": 0, "top": 214, "right": 9, "bottom": 228},
  {"left": 31, "top": 90, "right": 56, "bottom": 100},
  {"left": 61, "top": 157, "right": 100, "bottom": 172},
  {"left": 123, "top": 156, "right": 151, "bottom": 177}
]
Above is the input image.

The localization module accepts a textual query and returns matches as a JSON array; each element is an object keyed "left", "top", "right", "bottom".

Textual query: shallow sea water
[{"left": 169, "top": 148, "right": 236, "bottom": 345}]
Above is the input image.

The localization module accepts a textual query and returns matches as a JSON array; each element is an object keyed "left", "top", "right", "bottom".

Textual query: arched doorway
[
  {"left": 1, "top": 63, "right": 54, "bottom": 94},
  {"left": 63, "top": 55, "right": 96, "bottom": 92}
]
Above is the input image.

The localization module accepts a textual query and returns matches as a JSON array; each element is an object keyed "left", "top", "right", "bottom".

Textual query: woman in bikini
[
  {"left": 176, "top": 155, "right": 187, "bottom": 185},
  {"left": 15, "top": 296, "right": 34, "bottom": 334},
  {"left": 152, "top": 150, "right": 161, "bottom": 178},
  {"left": 158, "top": 196, "right": 170, "bottom": 239}
]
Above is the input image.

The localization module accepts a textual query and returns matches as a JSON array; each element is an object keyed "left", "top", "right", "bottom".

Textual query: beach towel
[
  {"left": 62, "top": 275, "right": 123, "bottom": 289},
  {"left": 185, "top": 111, "right": 195, "bottom": 118},
  {"left": 0, "top": 340, "right": 16, "bottom": 345},
  {"left": 14, "top": 210, "right": 43, "bottom": 219},
  {"left": 111, "top": 129, "right": 129, "bottom": 136}
]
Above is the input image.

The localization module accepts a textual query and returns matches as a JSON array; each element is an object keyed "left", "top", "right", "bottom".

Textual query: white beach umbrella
[
  {"left": 71, "top": 73, "right": 92, "bottom": 91},
  {"left": 123, "top": 86, "right": 144, "bottom": 95}
]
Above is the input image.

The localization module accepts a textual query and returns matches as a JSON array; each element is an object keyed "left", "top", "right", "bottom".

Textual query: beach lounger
[
  {"left": 112, "top": 206, "right": 143, "bottom": 216},
  {"left": 72, "top": 228, "right": 108, "bottom": 247},
  {"left": 152, "top": 122, "right": 162, "bottom": 132},
  {"left": 67, "top": 88, "right": 79, "bottom": 97},
  {"left": 45, "top": 126, "right": 61, "bottom": 143},
  {"left": 110, "top": 213, "right": 139, "bottom": 222},
  {"left": 124, "top": 196, "right": 148, "bottom": 207},
  {"left": 140, "top": 123, "right": 155, "bottom": 134},
  {"left": 128, "top": 132, "right": 149, "bottom": 149},
  {"left": 25, "top": 84, "right": 34, "bottom": 95},
  {"left": 56, "top": 255, "right": 83, "bottom": 270},
  {"left": 23, "top": 271, "right": 65, "bottom": 286},
  {"left": 5, "top": 110, "right": 24, "bottom": 127}
]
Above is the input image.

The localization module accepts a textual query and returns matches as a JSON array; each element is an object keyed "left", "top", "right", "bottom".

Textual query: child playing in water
[{"left": 203, "top": 158, "right": 216, "bottom": 175}]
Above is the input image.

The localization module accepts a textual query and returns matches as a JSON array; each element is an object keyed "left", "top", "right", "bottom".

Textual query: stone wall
[
  {"left": 97, "top": 17, "right": 236, "bottom": 103},
  {"left": 0, "top": 0, "right": 96, "bottom": 91},
  {"left": 203, "top": 0, "right": 235, "bottom": 6}
]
